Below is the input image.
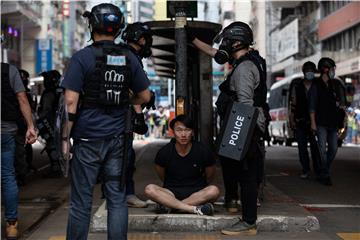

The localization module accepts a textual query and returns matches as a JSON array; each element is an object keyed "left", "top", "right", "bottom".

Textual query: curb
[{"left": 91, "top": 209, "right": 320, "bottom": 233}]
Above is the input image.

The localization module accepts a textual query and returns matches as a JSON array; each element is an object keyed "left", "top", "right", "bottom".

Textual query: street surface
[{"left": 1, "top": 140, "right": 359, "bottom": 240}]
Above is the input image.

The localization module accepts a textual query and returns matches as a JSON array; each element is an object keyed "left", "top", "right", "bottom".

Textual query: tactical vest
[
  {"left": 1, "top": 63, "right": 21, "bottom": 121},
  {"left": 216, "top": 51, "right": 268, "bottom": 118},
  {"left": 82, "top": 42, "right": 131, "bottom": 108}
]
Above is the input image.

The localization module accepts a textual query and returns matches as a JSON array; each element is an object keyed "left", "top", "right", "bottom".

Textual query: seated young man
[{"left": 144, "top": 115, "right": 220, "bottom": 216}]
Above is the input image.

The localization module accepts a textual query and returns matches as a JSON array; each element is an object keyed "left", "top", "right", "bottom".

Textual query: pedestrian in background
[
  {"left": 309, "top": 57, "right": 345, "bottom": 186},
  {"left": 61, "top": 4, "right": 151, "bottom": 239},
  {"left": 289, "top": 61, "right": 320, "bottom": 179},
  {"left": 1, "top": 62, "right": 37, "bottom": 240}
]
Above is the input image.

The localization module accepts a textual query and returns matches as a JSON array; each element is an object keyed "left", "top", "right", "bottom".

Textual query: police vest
[
  {"left": 216, "top": 51, "right": 268, "bottom": 118},
  {"left": 1, "top": 63, "right": 21, "bottom": 121},
  {"left": 82, "top": 42, "right": 131, "bottom": 108}
]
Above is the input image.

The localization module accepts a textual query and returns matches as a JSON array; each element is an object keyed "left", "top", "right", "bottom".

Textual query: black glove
[
  {"left": 133, "top": 113, "right": 148, "bottom": 135},
  {"left": 185, "top": 25, "right": 196, "bottom": 42},
  {"left": 143, "top": 91, "right": 156, "bottom": 110}
]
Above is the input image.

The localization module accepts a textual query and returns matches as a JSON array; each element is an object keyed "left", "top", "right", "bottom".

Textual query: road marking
[
  {"left": 48, "top": 236, "right": 65, "bottom": 240},
  {"left": 300, "top": 204, "right": 360, "bottom": 208},
  {"left": 337, "top": 233, "right": 360, "bottom": 240}
]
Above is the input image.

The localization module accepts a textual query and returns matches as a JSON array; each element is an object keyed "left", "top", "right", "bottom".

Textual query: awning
[{"left": 145, "top": 20, "right": 222, "bottom": 79}]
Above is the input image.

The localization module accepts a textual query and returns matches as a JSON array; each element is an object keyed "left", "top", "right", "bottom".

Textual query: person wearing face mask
[
  {"left": 309, "top": 57, "right": 343, "bottom": 186},
  {"left": 190, "top": 22, "right": 268, "bottom": 235},
  {"left": 121, "top": 22, "right": 156, "bottom": 208},
  {"left": 289, "top": 61, "right": 320, "bottom": 180}
]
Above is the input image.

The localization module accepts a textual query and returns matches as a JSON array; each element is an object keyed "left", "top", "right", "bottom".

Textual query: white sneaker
[{"left": 127, "top": 195, "right": 148, "bottom": 208}]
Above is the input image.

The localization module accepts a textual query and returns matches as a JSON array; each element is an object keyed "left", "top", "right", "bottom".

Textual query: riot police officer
[
  {"left": 192, "top": 22, "right": 267, "bottom": 235},
  {"left": 61, "top": 4, "right": 151, "bottom": 239},
  {"left": 37, "top": 70, "right": 62, "bottom": 176},
  {"left": 121, "top": 22, "right": 154, "bottom": 208}
]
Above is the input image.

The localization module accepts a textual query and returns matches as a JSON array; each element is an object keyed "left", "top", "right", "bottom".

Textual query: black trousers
[{"left": 220, "top": 130, "right": 263, "bottom": 224}]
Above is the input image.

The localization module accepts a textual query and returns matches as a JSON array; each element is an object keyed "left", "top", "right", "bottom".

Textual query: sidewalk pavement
[{"left": 92, "top": 139, "right": 319, "bottom": 233}]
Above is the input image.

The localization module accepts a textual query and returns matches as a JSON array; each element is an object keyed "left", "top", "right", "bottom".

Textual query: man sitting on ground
[{"left": 144, "top": 115, "right": 220, "bottom": 216}]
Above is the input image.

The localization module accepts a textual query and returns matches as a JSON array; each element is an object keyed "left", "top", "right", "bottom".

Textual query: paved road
[{"left": 2, "top": 140, "right": 359, "bottom": 240}]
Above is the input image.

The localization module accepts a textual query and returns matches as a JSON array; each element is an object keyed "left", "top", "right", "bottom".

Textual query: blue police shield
[{"left": 54, "top": 94, "right": 71, "bottom": 177}]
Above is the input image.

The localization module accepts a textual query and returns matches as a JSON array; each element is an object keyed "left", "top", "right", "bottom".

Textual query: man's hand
[
  {"left": 142, "top": 90, "right": 156, "bottom": 110},
  {"left": 62, "top": 139, "right": 72, "bottom": 161},
  {"left": 25, "top": 127, "right": 37, "bottom": 144}
]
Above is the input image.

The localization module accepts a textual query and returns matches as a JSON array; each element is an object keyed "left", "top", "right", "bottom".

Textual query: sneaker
[
  {"left": 6, "top": 220, "right": 18, "bottom": 240},
  {"left": 225, "top": 199, "right": 239, "bottom": 213},
  {"left": 300, "top": 172, "right": 310, "bottom": 179},
  {"left": 221, "top": 221, "right": 257, "bottom": 236},
  {"left": 126, "top": 195, "right": 148, "bottom": 208},
  {"left": 195, "top": 203, "right": 214, "bottom": 216},
  {"left": 154, "top": 203, "right": 171, "bottom": 214}
]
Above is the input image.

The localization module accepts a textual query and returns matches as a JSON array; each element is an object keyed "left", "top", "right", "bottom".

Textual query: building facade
[{"left": 264, "top": 1, "right": 360, "bottom": 107}]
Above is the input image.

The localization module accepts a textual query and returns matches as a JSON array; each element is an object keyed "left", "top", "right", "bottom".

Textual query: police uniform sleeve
[
  {"left": 9, "top": 65, "right": 25, "bottom": 93},
  {"left": 61, "top": 51, "right": 89, "bottom": 92},
  {"left": 231, "top": 60, "right": 259, "bottom": 106},
  {"left": 127, "top": 52, "right": 150, "bottom": 94}
]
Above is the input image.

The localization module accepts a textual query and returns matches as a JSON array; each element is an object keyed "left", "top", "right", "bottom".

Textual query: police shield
[
  {"left": 54, "top": 94, "right": 71, "bottom": 177},
  {"left": 216, "top": 101, "right": 259, "bottom": 161}
]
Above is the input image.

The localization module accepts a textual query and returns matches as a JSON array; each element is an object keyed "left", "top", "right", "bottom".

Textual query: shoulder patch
[{"left": 107, "top": 55, "right": 126, "bottom": 66}]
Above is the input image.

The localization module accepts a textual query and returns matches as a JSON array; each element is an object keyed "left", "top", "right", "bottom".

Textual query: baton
[{"left": 120, "top": 105, "right": 132, "bottom": 189}]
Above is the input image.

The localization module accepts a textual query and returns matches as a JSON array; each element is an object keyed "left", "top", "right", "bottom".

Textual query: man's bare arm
[
  {"left": 192, "top": 38, "right": 217, "bottom": 57},
  {"left": 17, "top": 92, "right": 37, "bottom": 144},
  {"left": 64, "top": 89, "right": 80, "bottom": 135}
]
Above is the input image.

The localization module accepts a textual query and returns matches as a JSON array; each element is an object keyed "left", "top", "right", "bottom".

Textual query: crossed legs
[{"left": 144, "top": 184, "right": 219, "bottom": 213}]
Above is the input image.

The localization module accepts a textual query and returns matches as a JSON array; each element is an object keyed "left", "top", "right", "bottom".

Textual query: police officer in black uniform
[
  {"left": 189, "top": 22, "right": 267, "bottom": 235},
  {"left": 61, "top": 4, "right": 151, "bottom": 239},
  {"left": 121, "top": 22, "right": 154, "bottom": 208},
  {"left": 37, "top": 70, "right": 62, "bottom": 176}
]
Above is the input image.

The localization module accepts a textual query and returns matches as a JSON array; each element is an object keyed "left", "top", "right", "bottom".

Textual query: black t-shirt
[{"left": 155, "top": 140, "right": 216, "bottom": 189}]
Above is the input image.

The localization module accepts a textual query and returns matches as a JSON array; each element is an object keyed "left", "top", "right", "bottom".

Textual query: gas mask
[
  {"left": 138, "top": 36, "right": 153, "bottom": 58},
  {"left": 304, "top": 72, "right": 315, "bottom": 81},
  {"left": 214, "top": 39, "right": 233, "bottom": 64},
  {"left": 328, "top": 69, "right": 335, "bottom": 79}
]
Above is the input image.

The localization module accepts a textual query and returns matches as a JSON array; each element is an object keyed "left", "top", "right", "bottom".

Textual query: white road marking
[{"left": 300, "top": 204, "right": 360, "bottom": 208}]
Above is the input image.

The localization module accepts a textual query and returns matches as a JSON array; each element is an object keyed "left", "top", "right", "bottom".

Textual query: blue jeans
[
  {"left": 66, "top": 135, "right": 128, "bottom": 240},
  {"left": 317, "top": 126, "right": 338, "bottom": 178},
  {"left": 1, "top": 133, "right": 19, "bottom": 221},
  {"left": 295, "top": 126, "right": 320, "bottom": 176}
]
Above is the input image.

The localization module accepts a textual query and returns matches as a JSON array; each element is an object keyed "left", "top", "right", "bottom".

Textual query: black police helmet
[
  {"left": 214, "top": 21, "right": 253, "bottom": 46},
  {"left": 19, "top": 69, "right": 30, "bottom": 80},
  {"left": 83, "top": 3, "right": 124, "bottom": 37},
  {"left": 302, "top": 61, "right": 316, "bottom": 73},
  {"left": 42, "top": 70, "right": 61, "bottom": 90},
  {"left": 122, "top": 22, "right": 152, "bottom": 43},
  {"left": 318, "top": 57, "right": 336, "bottom": 72}
]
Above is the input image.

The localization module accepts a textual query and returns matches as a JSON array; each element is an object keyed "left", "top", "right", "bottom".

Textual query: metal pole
[{"left": 174, "top": 8, "right": 187, "bottom": 116}]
